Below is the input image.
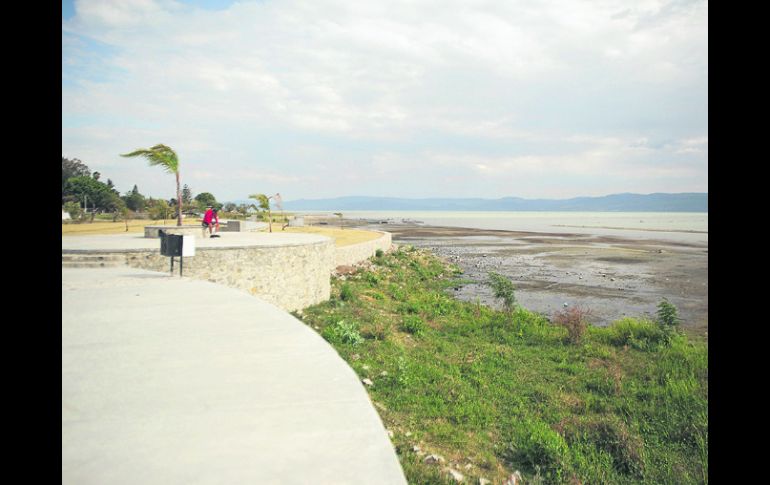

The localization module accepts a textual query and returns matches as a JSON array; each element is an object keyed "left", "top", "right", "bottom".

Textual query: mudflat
[{"left": 358, "top": 223, "right": 708, "bottom": 335}]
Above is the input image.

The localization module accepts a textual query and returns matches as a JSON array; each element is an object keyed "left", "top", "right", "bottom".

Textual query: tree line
[{"left": 62, "top": 156, "right": 277, "bottom": 225}]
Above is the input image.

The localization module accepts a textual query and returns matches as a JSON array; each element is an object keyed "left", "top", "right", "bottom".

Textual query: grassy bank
[{"left": 297, "top": 246, "right": 708, "bottom": 484}]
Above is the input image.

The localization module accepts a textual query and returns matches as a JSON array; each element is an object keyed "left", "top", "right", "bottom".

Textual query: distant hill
[{"left": 281, "top": 193, "right": 708, "bottom": 212}]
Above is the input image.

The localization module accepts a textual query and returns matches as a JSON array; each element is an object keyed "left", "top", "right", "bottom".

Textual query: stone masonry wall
[
  {"left": 64, "top": 231, "right": 393, "bottom": 312},
  {"left": 119, "top": 240, "right": 335, "bottom": 312},
  {"left": 335, "top": 231, "right": 392, "bottom": 267}
]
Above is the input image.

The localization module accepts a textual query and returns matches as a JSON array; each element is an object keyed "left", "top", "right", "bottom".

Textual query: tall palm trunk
[{"left": 176, "top": 172, "right": 182, "bottom": 226}]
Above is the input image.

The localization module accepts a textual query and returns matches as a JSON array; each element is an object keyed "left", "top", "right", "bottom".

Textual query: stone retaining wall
[
  {"left": 144, "top": 225, "right": 207, "bottom": 238},
  {"left": 144, "top": 221, "right": 266, "bottom": 238},
  {"left": 118, "top": 240, "right": 335, "bottom": 312},
  {"left": 335, "top": 231, "right": 392, "bottom": 267},
  {"left": 64, "top": 230, "right": 393, "bottom": 312}
]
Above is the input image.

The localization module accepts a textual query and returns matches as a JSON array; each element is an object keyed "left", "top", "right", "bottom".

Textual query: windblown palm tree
[
  {"left": 121, "top": 144, "right": 182, "bottom": 226},
  {"left": 250, "top": 193, "right": 273, "bottom": 232}
]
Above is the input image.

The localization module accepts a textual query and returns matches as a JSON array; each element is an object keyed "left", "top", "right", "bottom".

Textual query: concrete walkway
[
  {"left": 62, "top": 266, "right": 407, "bottom": 485},
  {"left": 62, "top": 231, "right": 331, "bottom": 252}
]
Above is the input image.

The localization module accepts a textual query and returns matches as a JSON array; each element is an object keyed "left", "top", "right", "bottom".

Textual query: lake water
[{"left": 333, "top": 211, "right": 708, "bottom": 245}]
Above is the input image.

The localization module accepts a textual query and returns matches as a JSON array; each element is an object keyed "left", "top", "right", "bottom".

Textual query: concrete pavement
[
  {"left": 62, "top": 266, "right": 407, "bottom": 485},
  {"left": 61, "top": 231, "right": 331, "bottom": 252}
]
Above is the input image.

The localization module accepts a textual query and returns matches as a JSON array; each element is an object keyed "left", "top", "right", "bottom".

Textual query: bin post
[{"left": 160, "top": 231, "right": 184, "bottom": 276}]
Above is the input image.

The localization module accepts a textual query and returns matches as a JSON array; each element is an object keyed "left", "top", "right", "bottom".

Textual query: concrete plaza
[{"left": 62, "top": 266, "right": 406, "bottom": 484}]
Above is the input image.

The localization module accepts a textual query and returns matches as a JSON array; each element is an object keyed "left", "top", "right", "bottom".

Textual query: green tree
[
  {"left": 236, "top": 203, "right": 251, "bottom": 217},
  {"left": 121, "top": 144, "right": 183, "bottom": 226},
  {"left": 182, "top": 184, "right": 193, "bottom": 205},
  {"left": 62, "top": 157, "right": 91, "bottom": 199},
  {"left": 63, "top": 201, "right": 83, "bottom": 221},
  {"left": 106, "top": 178, "right": 118, "bottom": 194},
  {"left": 63, "top": 176, "right": 122, "bottom": 216},
  {"left": 147, "top": 198, "right": 172, "bottom": 223},
  {"left": 194, "top": 192, "right": 218, "bottom": 211},
  {"left": 123, "top": 185, "right": 146, "bottom": 212},
  {"left": 113, "top": 198, "right": 132, "bottom": 230},
  {"left": 249, "top": 193, "right": 274, "bottom": 232}
]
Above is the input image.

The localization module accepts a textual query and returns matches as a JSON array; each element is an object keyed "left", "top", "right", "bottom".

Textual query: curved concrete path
[
  {"left": 62, "top": 266, "right": 407, "bottom": 485},
  {"left": 61, "top": 231, "right": 331, "bottom": 252}
]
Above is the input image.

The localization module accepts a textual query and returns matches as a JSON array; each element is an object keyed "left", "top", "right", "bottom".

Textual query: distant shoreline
[
  {"left": 344, "top": 212, "right": 708, "bottom": 245},
  {"left": 282, "top": 193, "right": 708, "bottom": 212},
  {"left": 552, "top": 224, "right": 708, "bottom": 234}
]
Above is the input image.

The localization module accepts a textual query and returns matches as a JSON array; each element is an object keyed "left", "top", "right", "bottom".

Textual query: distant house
[{"left": 62, "top": 210, "right": 71, "bottom": 221}]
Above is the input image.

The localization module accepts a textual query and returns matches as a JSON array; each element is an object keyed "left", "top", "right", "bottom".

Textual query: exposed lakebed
[{"left": 356, "top": 223, "right": 708, "bottom": 332}]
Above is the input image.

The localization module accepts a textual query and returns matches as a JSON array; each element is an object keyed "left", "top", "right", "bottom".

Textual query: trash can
[{"left": 159, "top": 231, "right": 183, "bottom": 257}]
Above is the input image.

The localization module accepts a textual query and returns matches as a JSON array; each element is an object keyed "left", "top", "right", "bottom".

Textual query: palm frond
[{"left": 120, "top": 144, "right": 179, "bottom": 174}]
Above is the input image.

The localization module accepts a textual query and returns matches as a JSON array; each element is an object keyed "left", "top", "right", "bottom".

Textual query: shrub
[
  {"left": 375, "top": 249, "right": 384, "bottom": 258},
  {"left": 389, "top": 283, "right": 407, "bottom": 301},
  {"left": 656, "top": 298, "right": 680, "bottom": 329},
  {"left": 63, "top": 202, "right": 83, "bottom": 221},
  {"left": 553, "top": 305, "right": 590, "bottom": 344},
  {"left": 563, "top": 416, "right": 645, "bottom": 478},
  {"left": 396, "top": 356, "right": 411, "bottom": 387},
  {"left": 598, "top": 317, "right": 670, "bottom": 350},
  {"left": 399, "top": 299, "right": 422, "bottom": 314},
  {"left": 363, "top": 271, "right": 381, "bottom": 286},
  {"left": 401, "top": 315, "right": 426, "bottom": 336},
  {"left": 503, "top": 419, "right": 572, "bottom": 482},
  {"left": 322, "top": 320, "right": 363, "bottom": 345},
  {"left": 363, "top": 317, "right": 391, "bottom": 341},
  {"left": 486, "top": 271, "right": 516, "bottom": 311},
  {"left": 339, "top": 283, "right": 354, "bottom": 301},
  {"left": 423, "top": 293, "right": 455, "bottom": 318}
]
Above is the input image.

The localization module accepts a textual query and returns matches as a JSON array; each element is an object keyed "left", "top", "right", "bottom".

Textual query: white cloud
[
  {"left": 675, "top": 136, "right": 708, "bottom": 154},
  {"left": 62, "top": 0, "right": 707, "bottom": 200}
]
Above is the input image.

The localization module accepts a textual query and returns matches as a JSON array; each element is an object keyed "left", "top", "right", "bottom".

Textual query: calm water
[{"left": 334, "top": 211, "right": 708, "bottom": 244}]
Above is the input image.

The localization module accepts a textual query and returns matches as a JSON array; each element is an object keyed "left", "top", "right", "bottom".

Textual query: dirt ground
[
  {"left": 284, "top": 226, "right": 383, "bottom": 247},
  {"left": 356, "top": 223, "right": 708, "bottom": 337}
]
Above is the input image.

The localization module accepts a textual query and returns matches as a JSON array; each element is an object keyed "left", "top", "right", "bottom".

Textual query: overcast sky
[{"left": 62, "top": 0, "right": 707, "bottom": 203}]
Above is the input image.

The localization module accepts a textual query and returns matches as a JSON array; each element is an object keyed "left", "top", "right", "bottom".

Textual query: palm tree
[
  {"left": 249, "top": 193, "right": 273, "bottom": 232},
  {"left": 121, "top": 144, "right": 182, "bottom": 226}
]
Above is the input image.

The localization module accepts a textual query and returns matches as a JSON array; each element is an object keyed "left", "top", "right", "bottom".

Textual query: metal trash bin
[{"left": 159, "top": 231, "right": 183, "bottom": 257}]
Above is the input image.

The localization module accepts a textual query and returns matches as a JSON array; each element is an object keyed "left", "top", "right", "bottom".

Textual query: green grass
[{"left": 298, "top": 246, "right": 708, "bottom": 484}]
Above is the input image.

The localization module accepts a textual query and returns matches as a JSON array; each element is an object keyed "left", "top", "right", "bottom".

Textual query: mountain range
[{"left": 279, "top": 193, "right": 708, "bottom": 212}]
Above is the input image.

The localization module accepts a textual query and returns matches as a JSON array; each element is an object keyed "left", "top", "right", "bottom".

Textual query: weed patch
[
  {"left": 401, "top": 315, "right": 426, "bottom": 336},
  {"left": 299, "top": 247, "right": 707, "bottom": 484},
  {"left": 552, "top": 305, "right": 590, "bottom": 344}
]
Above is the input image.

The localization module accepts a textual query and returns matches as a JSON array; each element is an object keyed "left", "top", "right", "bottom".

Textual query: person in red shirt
[
  {"left": 202, "top": 205, "right": 215, "bottom": 237},
  {"left": 211, "top": 208, "right": 220, "bottom": 236}
]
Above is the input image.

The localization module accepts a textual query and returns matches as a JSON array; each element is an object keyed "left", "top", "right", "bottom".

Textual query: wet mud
[{"left": 360, "top": 223, "right": 708, "bottom": 333}]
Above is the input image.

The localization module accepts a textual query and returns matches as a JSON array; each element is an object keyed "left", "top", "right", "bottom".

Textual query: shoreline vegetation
[{"left": 296, "top": 246, "right": 707, "bottom": 485}]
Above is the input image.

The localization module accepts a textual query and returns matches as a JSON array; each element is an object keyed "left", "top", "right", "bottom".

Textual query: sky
[{"left": 62, "top": 0, "right": 708, "bottom": 203}]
